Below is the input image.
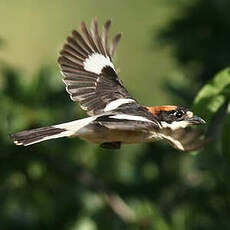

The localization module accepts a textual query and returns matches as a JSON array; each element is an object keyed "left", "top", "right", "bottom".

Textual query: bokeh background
[{"left": 1, "top": 0, "right": 230, "bottom": 229}]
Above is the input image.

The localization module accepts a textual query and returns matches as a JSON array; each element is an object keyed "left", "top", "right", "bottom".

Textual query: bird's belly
[{"left": 77, "top": 125, "right": 157, "bottom": 144}]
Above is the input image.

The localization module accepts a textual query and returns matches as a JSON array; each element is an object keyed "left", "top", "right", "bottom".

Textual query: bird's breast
[{"left": 77, "top": 124, "right": 159, "bottom": 144}]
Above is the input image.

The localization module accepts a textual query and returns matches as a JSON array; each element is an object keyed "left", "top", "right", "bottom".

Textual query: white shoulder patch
[
  {"left": 104, "top": 99, "right": 135, "bottom": 111},
  {"left": 110, "top": 114, "right": 153, "bottom": 123},
  {"left": 83, "top": 53, "right": 115, "bottom": 74}
]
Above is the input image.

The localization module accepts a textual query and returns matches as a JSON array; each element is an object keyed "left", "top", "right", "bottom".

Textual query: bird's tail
[{"left": 10, "top": 117, "right": 95, "bottom": 146}]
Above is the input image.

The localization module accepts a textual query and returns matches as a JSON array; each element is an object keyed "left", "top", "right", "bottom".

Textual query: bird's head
[{"left": 147, "top": 105, "right": 205, "bottom": 130}]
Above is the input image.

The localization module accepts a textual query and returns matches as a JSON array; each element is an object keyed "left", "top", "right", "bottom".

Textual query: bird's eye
[{"left": 174, "top": 110, "right": 184, "bottom": 119}]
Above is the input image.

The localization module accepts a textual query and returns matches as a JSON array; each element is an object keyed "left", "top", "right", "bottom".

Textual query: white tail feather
[{"left": 10, "top": 116, "right": 96, "bottom": 146}]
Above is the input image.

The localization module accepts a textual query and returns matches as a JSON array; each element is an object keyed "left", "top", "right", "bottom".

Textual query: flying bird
[{"left": 10, "top": 18, "right": 206, "bottom": 151}]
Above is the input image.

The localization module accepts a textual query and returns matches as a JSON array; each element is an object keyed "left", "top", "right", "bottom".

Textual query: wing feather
[
  {"left": 101, "top": 19, "right": 111, "bottom": 57},
  {"left": 58, "top": 18, "right": 137, "bottom": 116},
  {"left": 91, "top": 18, "right": 107, "bottom": 56},
  {"left": 110, "top": 33, "right": 122, "bottom": 58}
]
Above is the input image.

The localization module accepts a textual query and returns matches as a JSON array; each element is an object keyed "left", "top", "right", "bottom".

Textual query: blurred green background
[{"left": 1, "top": 0, "right": 230, "bottom": 229}]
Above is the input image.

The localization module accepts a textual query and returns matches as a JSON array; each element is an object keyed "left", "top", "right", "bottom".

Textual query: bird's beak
[{"left": 187, "top": 115, "right": 206, "bottom": 125}]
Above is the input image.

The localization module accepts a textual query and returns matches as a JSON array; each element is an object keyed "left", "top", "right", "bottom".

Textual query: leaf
[{"left": 193, "top": 67, "right": 230, "bottom": 121}]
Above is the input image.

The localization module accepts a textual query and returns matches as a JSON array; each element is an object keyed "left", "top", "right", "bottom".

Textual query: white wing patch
[
  {"left": 110, "top": 114, "right": 154, "bottom": 123},
  {"left": 83, "top": 53, "right": 115, "bottom": 74},
  {"left": 104, "top": 99, "right": 135, "bottom": 112}
]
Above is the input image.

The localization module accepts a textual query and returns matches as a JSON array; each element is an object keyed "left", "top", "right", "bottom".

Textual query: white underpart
[
  {"left": 104, "top": 99, "right": 135, "bottom": 112},
  {"left": 83, "top": 53, "right": 115, "bottom": 74},
  {"left": 111, "top": 114, "right": 153, "bottom": 123},
  {"left": 19, "top": 117, "right": 97, "bottom": 146},
  {"left": 161, "top": 121, "right": 190, "bottom": 130}
]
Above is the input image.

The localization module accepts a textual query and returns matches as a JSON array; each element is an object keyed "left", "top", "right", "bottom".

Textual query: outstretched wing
[{"left": 58, "top": 18, "right": 137, "bottom": 116}]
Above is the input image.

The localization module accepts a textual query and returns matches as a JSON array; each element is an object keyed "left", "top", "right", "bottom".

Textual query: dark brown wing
[
  {"left": 94, "top": 104, "right": 161, "bottom": 130},
  {"left": 95, "top": 116, "right": 159, "bottom": 131},
  {"left": 58, "top": 18, "right": 136, "bottom": 116}
]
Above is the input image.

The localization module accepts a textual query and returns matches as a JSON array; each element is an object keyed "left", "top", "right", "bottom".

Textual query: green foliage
[
  {"left": 1, "top": 63, "right": 230, "bottom": 230},
  {"left": 159, "top": 0, "right": 230, "bottom": 104},
  {"left": 193, "top": 67, "right": 230, "bottom": 120},
  {"left": 192, "top": 66, "right": 230, "bottom": 157},
  {"left": 1, "top": 0, "right": 230, "bottom": 229}
]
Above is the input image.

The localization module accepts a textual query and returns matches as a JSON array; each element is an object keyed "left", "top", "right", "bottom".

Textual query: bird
[{"left": 10, "top": 18, "right": 206, "bottom": 151}]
